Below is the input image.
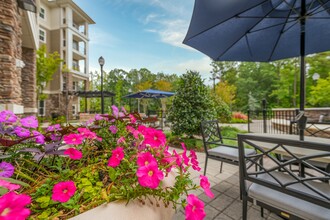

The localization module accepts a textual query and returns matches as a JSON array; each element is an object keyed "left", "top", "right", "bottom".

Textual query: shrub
[{"left": 168, "top": 71, "right": 216, "bottom": 137}]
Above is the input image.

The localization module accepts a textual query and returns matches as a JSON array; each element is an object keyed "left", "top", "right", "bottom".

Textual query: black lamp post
[{"left": 98, "top": 56, "right": 105, "bottom": 114}]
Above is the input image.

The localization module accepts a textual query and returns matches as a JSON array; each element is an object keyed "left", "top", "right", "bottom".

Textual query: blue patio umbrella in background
[{"left": 183, "top": 0, "right": 330, "bottom": 140}]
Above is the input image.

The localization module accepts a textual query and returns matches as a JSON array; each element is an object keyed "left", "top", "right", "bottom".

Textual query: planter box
[{"left": 70, "top": 171, "right": 176, "bottom": 220}]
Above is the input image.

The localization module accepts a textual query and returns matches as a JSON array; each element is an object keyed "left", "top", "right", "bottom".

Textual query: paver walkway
[{"left": 172, "top": 151, "right": 283, "bottom": 220}]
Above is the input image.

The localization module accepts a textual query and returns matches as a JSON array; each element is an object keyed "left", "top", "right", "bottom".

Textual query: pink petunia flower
[
  {"left": 189, "top": 150, "right": 201, "bottom": 172},
  {"left": 47, "top": 124, "right": 61, "bottom": 132},
  {"left": 107, "top": 147, "right": 124, "bottom": 167},
  {"left": 121, "top": 107, "right": 127, "bottom": 114},
  {"left": 181, "top": 143, "right": 190, "bottom": 166},
  {"left": 0, "top": 179, "right": 20, "bottom": 191},
  {"left": 129, "top": 114, "right": 136, "bottom": 123},
  {"left": 95, "top": 114, "right": 103, "bottom": 121},
  {"left": 63, "top": 134, "right": 84, "bottom": 145},
  {"left": 137, "top": 152, "right": 157, "bottom": 167},
  {"left": 109, "top": 125, "right": 118, "bottom": 134},
  {"left": 14, "top": 126, "right": 30, "bottom": 138},
  {"left": 200, "top": 175, "right": 214, "bottom": 198},
  {"left": 64, "top": 148, "right": 83, "bottom": 160},
  {"left": 20, "top": 116, "right": 38, "bottom": 128},
  {"left": 0, "top": 192, "right": 31, "bottom": 219},
  {"left": 127, "top": 126, "right": 140, "bottom": 139},
  {"left": 185, "top": 194, "right": 206, "bottom": 220},
  {"left": 173, "top": 150, "right": 183, "bottom": 168},
  {"left": 136, "top": 162, "right": 164, "bottom": 189},
  {"left": 142, "top": 128, "right": 166, "bottom": 148},
  {"left": 0, "top": 162, "right": 15, "bottom": 178},
  {"left": 32, "top": 130, "right": 45, "bottom": 144},
  {"left": 111, "top": 105, "right": 119, "bottom": 118},
  {"left": 117, "top": 137, "right": 126, "bottom": 144},
  {"left": 0, "top": 110, "right": 17, "bottom": 123},
  {"left": 77, "top": 128, "right": 98, "bottom": 140},
  {"left": 51, "top": 181, "right": 77, "bottom": 203}
]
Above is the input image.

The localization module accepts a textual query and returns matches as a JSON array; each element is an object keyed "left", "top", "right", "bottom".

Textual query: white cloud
[
  {"left": 156, "top": 19, "right": 192, "bottom": 49},
  {"left": 173, "top": 57, "right": 213, "bottom": 75}
]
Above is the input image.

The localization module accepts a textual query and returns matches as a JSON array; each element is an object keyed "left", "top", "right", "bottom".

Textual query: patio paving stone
[{"left": 171, "top": 148, "right": 286, "bottom": 220}]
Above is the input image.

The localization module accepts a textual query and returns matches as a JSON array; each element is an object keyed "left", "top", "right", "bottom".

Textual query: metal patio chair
[{"left": 200, "top": 120, "right": 255, "bottom": 176}]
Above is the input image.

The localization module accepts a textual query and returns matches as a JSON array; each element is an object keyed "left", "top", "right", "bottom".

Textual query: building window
[
  {"left": 39, "top": 7, "right": 45, "bottom": 19},
  {"left": 72, "top": 104, "right": 77, "bottom": 116},
  {"left": 63, "top": 76, "right": 67, "bottom": 91},
  {"left": 38, "top": 100, "right": 45, "bottom": 116},
  {"left": 39, "top": 29, "right": 46, "bottom": 42},
  {"left": 72, "top": 81, "right": 77, "bottom": 91}
]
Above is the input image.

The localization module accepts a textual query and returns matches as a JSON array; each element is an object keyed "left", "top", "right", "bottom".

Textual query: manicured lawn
[{"left": 165, "top": 126, "right": 248, "bottom": 151}]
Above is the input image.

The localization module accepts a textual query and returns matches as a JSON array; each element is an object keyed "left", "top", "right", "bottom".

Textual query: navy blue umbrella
[
  {"left": 183, "top": 0, "right": 330, "bottom": 140},
  {"left": 123, "top": 89, "right": 175, "bottom": 99}
]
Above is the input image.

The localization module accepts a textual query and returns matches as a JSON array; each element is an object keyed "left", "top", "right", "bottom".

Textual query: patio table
[{"left": 242, "top": 133, "right": 330, "bottom": 177}]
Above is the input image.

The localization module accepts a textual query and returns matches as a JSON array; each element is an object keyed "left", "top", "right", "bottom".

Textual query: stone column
[
  {"left": 0, "top": 0, "right": 24, "bottom": 114},
  {"left": 21, "top": 47, "right": 37, "bottom": 115}
]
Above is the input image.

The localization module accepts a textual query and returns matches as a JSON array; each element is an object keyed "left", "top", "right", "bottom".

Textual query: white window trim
[
  {"left": 39, "top": 7, "right": 46, "bottom": 20},
  {"left": 39, "top": 28, "right": 46, "bottom": 43}
]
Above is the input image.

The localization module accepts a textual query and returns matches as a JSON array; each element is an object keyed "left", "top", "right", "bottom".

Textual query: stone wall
[
  {"left": 0, "top": 0, "right": 23, "bottom": 108},
  {"left": 21, "top": 47, "right": 37, "bottom": 114}
]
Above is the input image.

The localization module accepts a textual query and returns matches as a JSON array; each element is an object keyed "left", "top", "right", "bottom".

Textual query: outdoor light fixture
[
  {"left": 98, "top": 56, "right": 105, "bottom": 114},
  {"left": 312, "top": 73, "right": 320, "bottom": 81},
  {"left": 17, "top": 0, "right": 37, "bottom": 13}
]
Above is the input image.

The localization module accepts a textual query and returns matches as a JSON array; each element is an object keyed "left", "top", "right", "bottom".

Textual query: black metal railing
[{"left": 247, "top": 103, "right": 330, "bottom": 138}]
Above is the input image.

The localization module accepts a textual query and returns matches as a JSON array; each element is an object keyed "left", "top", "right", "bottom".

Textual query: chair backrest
[
  {"left": 201, "top": 120, "right": 224, "bottom": 152},
  {"left": 238, "top": 134, "right": 330, "bottom": 209}
]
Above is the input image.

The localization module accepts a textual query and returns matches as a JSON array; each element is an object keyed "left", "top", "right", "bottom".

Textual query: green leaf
[
  {"left": 0, "top": 187, "right": 8, "bottom": 195},
  {"left": 0, "top": 177, "right": 29, "bottom": 187},
  {"left": 108, "top": 167, "right": 117, "bottom": 181}
]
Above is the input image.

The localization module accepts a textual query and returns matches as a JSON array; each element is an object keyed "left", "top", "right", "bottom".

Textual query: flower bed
[{"left": 0, "top": 106, "right": 213, "bottom": 220}]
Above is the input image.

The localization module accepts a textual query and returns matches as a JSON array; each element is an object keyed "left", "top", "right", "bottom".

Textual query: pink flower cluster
[
  {"left": 0, "top": 107, "right": 215, "bottom": 220},
  {"left": 136, "top": 152, "right": 164, "bottom": 189},
  {"left": 51, "top": 181, "right": 77, "bottom": 203}
]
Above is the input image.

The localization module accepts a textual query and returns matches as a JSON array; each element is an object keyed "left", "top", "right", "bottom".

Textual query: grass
[{"left": 165, "top": 126, "right": 248, "bottom": 151}]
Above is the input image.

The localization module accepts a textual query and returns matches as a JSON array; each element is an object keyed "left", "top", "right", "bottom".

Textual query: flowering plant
[{"left": 0, "top": 107, "right": 213, "bottom": 220}]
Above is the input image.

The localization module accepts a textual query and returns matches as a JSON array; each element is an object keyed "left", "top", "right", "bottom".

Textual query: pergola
[{"left": 76, "top": 90, "right": 115, "bottom": 113}]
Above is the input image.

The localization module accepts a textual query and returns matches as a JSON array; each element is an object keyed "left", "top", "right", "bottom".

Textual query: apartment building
[
  {"left": 38, "top": 0, "right": 95, "bottom": 119},
  {"left": 0, "top": 0, "right": 94, "bottom": 120},
  {"left": 0, "top": 0, "right": 39, "bottom": 115}
]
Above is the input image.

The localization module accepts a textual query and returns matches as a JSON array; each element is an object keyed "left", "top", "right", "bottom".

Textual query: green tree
[
  {"left": 214, "top": 81, "right": 236, "bottom": 108},
  {"left": 234, "top": 62, "right": 278, "bottom": 111},
  {"left": 210, "top": 61, "right": 238, "bottom": 85},
  {"left": 308, "top": 72, "right": 330, "bottom": 107},
  {"left": 36, "top": 45, "right": 62, "bottom": 99},
  {"left": 168, "top": 71, "right": 216, "bottom": 136}
]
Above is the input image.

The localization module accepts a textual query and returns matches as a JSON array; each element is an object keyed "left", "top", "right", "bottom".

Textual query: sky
[{"left": 74, "top": 0, "right": 213, "bottom": 80}]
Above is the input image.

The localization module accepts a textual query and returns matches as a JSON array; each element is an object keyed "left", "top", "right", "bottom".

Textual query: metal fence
[{"left": 247, "top": 105, "right": 330, "bottom": 138}]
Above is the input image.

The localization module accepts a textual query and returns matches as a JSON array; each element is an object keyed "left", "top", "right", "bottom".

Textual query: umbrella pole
[{"left": 299, "top": 0, "right": 306, "bottom": 141}]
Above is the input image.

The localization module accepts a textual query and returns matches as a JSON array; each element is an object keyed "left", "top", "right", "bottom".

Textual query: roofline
[{"left": 45, "top": 0, "right": 95, "bottom": 24}]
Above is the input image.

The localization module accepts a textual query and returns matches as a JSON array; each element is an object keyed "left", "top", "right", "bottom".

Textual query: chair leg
[
  {"left": 242, "top": 197, "right": 248, "bottom": 220},
  {"left": 203, "top": 157, "right": 208, "bottom": 176},
  {"left": 261, "top": 207, "right": 264, "bottom": 218},
  {"left": 220, "top": 161, "right": 223, "bottom": 173}
]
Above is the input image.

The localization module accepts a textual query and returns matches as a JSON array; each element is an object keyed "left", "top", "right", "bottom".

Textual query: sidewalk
[{"left": 172, "top": 151, "right": 283, "bottom": 220}]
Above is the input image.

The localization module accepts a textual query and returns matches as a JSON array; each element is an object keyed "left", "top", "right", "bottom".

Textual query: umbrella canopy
[
  {"left": 123, "top": 89, "right": 175, "bottom": 99},
  {"left": 183, "top": 0, "right": 330, "bottom": 140}
]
